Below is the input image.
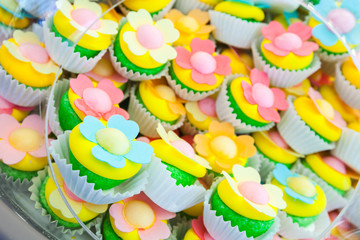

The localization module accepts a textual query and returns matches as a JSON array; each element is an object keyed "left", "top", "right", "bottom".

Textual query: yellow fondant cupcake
[{"left": 221, "top": 48, "right": 253, "bottom": 77}]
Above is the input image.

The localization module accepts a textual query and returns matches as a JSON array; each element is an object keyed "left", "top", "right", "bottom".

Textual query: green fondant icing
[
  {"left": 0, "top": 161, "right": 38, "bottom": 181},
  {"left": 102, "top": 213, "right": 123, "bottom": 240},
  {"left": 286, "top": 212, "right": 319, "bottom": 227},
  {"left": 58, "top": 91, "right": 82, "bottom": 132},
  {"left": 162, "top": 162, "right": 197, "bottom": 187}
]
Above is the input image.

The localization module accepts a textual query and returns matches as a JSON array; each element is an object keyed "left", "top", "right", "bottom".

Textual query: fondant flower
[
  {"left": 157, "top": 123, "right": 210, "bottom": 169},
  {"left": 70, "top": 74, "right": 129, "bottom": 121},
  {"left": 273, "top": 164, "right": 317, "bottom": 204},
  {"left": 186, "top": 97, "right": 218, "bottom": 122},
  {"left": 3, "top": 30, "right": 60, "bottom": 77},
  {"left": 123, "top": 9, "right": 179, "bottom": 64},
  {"left": 55, "top": 0, "right": 118, "bottom": 38},
  {"left": 0, "top": 114, "right": 51, "bottom": 165},
  {"left": 194, "top": 121, "right": 257, "bottom": 173},
  {"left": 312, "top": 0, "right": 360, "bottom": 46},
  {"left": 223, "top": 165, "right": 286, "bottom": 217},
  {"left": 242, "top": 69, "right": 288, "bottom": 122},
  {"left": 175, "top": 38, "right": 231, "bottom": 85},
  {"left": 0, "top": 96, "right": 33, "bottom": 116},
  {"left": 48, "top": 163, "right": 108, "bottom": 218},
  {"left": 165, "top": 9, "right": 215, "bottom": 46},
  {"left": 109, "top": 192, "right": 175, "bottom": 240},
  {"left": 79, "top": 115, "right": 153, "bottom": 168},
  {"left": 191, "top": 216, "right": 214, "bottom": 240},
  {"left": 262, "top": 21, "right": 318, "bottom": 57},
  {"left": 308, "top": 87, "right": 346, "bottom": 128}
]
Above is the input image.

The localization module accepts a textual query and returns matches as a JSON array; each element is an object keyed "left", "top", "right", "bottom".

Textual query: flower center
[
  {"left": 64, "top": 184, "right": 84, "bottom": 202},
  {"left": 198, "top": 97, "right": 217, "bottom": 117},
  {"left": 124, "top": 200, "right": 155, "bottom": 229},
  {"left": 176, "top": 16, "right": 200, "bottom": 33},
  {"left": 210, "top": 136, "right": 237, "bottom": 159},
  {"left": 170, "top": 139, "right": 196, "bottom": 159},
  {"left": 323, "top": 156, "right": 347, "bottom": 174},
  {"left": 95, "top": 128, "right": 130, "bottom": 155},
  {"left": 251, "top": 83, "right": 274, "bottom": 108},
  {"left": 155, "top": 85, "right": 176, "bottom": 102},
  {"left": 238, "top": 181, "right": 269, "bottom": 205},
  {"left": 19, "top": 43, "right": 49, "bottom": 64},
  {"left": 83, "top": 88, "right": 112, "bottom": 113},
  {"left": 268, "top": 130, "right": 289, "bottom": 149},
  {"left": 315, "top": 99, "right": 335, "bottom": 120},
  {"left": 71, "top": 8, "right": 101, "bottom": 30},
  {"left": 190, "top": 51, "right": 216, "bottom": 75},
  {"left": 274, "top": 32, "right": 302, "bottom": 51},
  {"left": 92, "top": 59, "right": 115, "bottom": 77},
  {"left": 9, "top": 128, "right": 44, "bottom": 152},
  {"left": 327, "top": 9, "right": 356, "bottom": 34},
  {"left": 287, "top": 176, "right": 316, "bottom": 198},
  {"left": 136, "top": 24, "right": 164, "bottom": 50}
]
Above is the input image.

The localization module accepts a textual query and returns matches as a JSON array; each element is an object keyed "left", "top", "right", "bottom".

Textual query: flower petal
[
  {"left": 223, "top": 171, "right": 243, "bottom": 197},
  {"left": 79, "top": 116, "right": 105, "bottom": 143},
  {"left": 97, "top": 19, "right": 119, "bottom": 35},
  {"left": 124, "top": 141, "right": 153, "bottom": 164},
  {"left": 190, "top": 38, "right": 215, "bottom": 54},
  {"left": 263, "top": 43, "right": 290, "bottom": 56},
  {"left": 156, "top": 123, "right": 171, "bottom": 145},
  {"left": 75, "top": 99, "right": 102, "bottom": 119},
  {"left": 0, "top": 114, "right": 19, "bottom": 138},
  {"left": 191, "top": 70, "right": 217, "bottom": 85},
  {"left": 342, "top": 0, "right": 360, "bottom": 19},
  {"left": 164, "top": 9, "right": 184, "bottom": 23},
  {"left": 287, "top": 22, "right": 313, "bottom": 41},
  {"left": 194, "top": 134, "right": 212, "bottom": 157},
  {"left": 175, "top": 47, "right": 192, "bottom": 69},
  {"left": 312, "top": 24, "right": 338, "bottom": 47},
  {"left": 69, "top": 74, "right": 94, "bottom": 97},
  {"left": 109, "top": 107, "right": 129, "bottom": 120},
  {"left": 271, "top": 88, "right": 288, "bottom": 110},
  {"left": 235, "top": 135, "right": 257, "bottom": 158},
  {"left": 188, "top": 9, "right": 210, "bottom": 25},
  {"left": 194, "top": 155, "right": 211, "bottom": 169},
  {"left": 14, "top": 30, "right": 42, "bottom": 45},
  {"left": 138, "top": 220, "right": 171, "bottom": 240},
  {"left": 261, "top": 21, "right": 285, "bottom": 41},
  {"left": 3, "top": 41, "right": 29, "bottom": 62},
  {"left": 312, "top": 0, "right": 337, "bottom": 21},
  {"left": 149, "top": 44, "right": 177, "bottom": 64},
  {"left": 21, "top": 114, "right": 46, "bottom": 135},
  {"left": 250, "top": 68, "right": 269, "bottom": 86},
  {"left": 127, "top": 9, "right": 153, "bottom": 30},
  {"left": 214, "top": 55, "right": 232, "bottom": 75},
  {"left": 0, "top": 140, "right": 26, "bottom": 165},
  {"left": 258, "top": 106, "right": 280, "bottom": 122},
  {"left": 292, "top": 41, "right": 319, "bottom": 56},
  {"left": 232, "top": 164, "right": 261, "bottom": 183},
  {"left": 74, "top": 0, "right": 102, "bottom": 16},
  {"left": 273, "top": 164, "right": 295, "bottom": 186},
  {"left": 107, "top": 115, "right": 139, "bottom": 141},
  {"left": 56, "top": 0, "right": 73, "bottom": 19},
  {"left": 208, "top": 121, "right": 234, "bottom": 136},
  {"left": 263, "top": 184, "right": 287, "bottom": 209},
  {"left": 241, "top": 81, "right": 257, "bottom": 105},
  {"left": 331, "top": 111, "right": 347, "bottom": 129},
  {"left": 186, "top": 101, "right": 207, "bottom": 121},
  {"left": 155, "top": 19, "right": 180, "bottom": 44},
  {"left": 123, "top": 31, "right": 148, "bottom": 56},
  {"left": 345, "top": 23, "right": 360, "bottom": 45},
  {"left": 109, "top": 203, "right": 134, "bottom": 233},
  {"left": 284, "top": 187, "right": 315, "bottom": 204},
  {"left": 244, "top": 198, "right": 277, "bottom": 217},
  {"left": 97, "top": 79, "right": 124, "bottom": 104},
  {"left": 92, "top": 145, "right": 126, "bottom": 168},
  {"left": 196, "top": 25, "right": 215, "bottom": 35},
  {"left": 147, "top": 197, "right": 176, "bottom": 220},
  {"left": 83, "top": 202, "right": 108, "bottom": 213},
  {"left": 31, "top": 60, "right": 61, "bottom": 75},
  {"left": 169, "top": 102, "right": 186, "bottom": 115},
  {"left": 49, "top": 187, "right": 82, "bottom": 218},
  {"left": 28, "top": 141, "right": 47, "bottom": 158}
]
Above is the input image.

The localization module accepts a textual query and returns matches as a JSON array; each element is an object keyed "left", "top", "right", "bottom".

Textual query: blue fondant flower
[
  {"left": 226, "top": 0, "right": 270, "bottom": 8},
  {"left": 273, "top": 164, "right": 317, "bottom": 204},
  {"left": 79, "top": 115, "right": 153, "bottom": 168},
  {"left": 312, "top": 0, "right": 360, "bottom": 46}
]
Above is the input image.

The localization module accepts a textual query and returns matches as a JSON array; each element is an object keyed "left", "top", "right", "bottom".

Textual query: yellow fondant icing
[
  {"left": 348, "top": 120, "right": 360, "bottom": 132},
  {"left": 214, "top": 2, "right": 265, "bottom": 21},
  {"left": 0, "top": 7, "right": 30, "bottom": 29},
  {"left": 221, "top": 48, "right": 252, "bottom": 76},
  {"left": 11, "top": 108, "right": 30, "bottom": 122},
  {"left": 123, "top": 0, "right": 171, "bottom": 12},
  {"left": 342, "top": 58, "right": 360, "bottom": 89},
  {"left": 8, "top": 153, "right": 47, "bottom": 172},
  {"left": 199, "top": 0, "right": 222, "bottom": 6},
  {"left": 99, "top": 3, "right": 123, "bottom": 22},
  {"left": 183, "top": 202, "right": 204, "bottom": 217},
  {"left": 184, "top": 228, "right": 200, "bottom": 240}
]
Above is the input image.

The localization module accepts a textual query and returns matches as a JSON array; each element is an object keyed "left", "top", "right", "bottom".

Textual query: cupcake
[
  {"left": 57, "top": 74, "right": 128, "bottom": 132},
  {"left": 221, "top": 47, "right": 253, "bottom": 77},
  {"left": 204, "top": 165, "right": 285, "bottom": 239},
  {"left": 278, "top": 87, "right": 346, "bottom": 155},
  {"left": 0, "top": 95, "right": 34, "bottom": 121},
  {"left": 174, "top": 0, "right": 221, "bottom": 14},
  {"left": 145, "top": 124, "right": 210, "bottom": 212},
  {"left": 184, "top": 216, "right": 214, "bottom": 239},
  {"left": 16, "top": 0, "right": 56, "bottom": 18},
  {"left": 165, "top": 9, "right": 215, "bottom": 46},
  {"left": 119, "top": 0, "right": 176, "bottom": 21},
  {"left": 43, "top": 0, "right": 118, "bottom": 73},
  {"left": 252, "top": 21, "right": 320, "bottom": 88},
  {"left": 167, "top": 38, "right": 231, "bottom": 101},
  {"left": 0, "top": 114, "right": 50, "bottom": 182},
  {"left": 102, "top": 192, "right": 175, "bottom": 240},
  {"left": 0, "top": 30, "right": 60, "bottom": 107},
  {"left": 194, "top": 121, "right": 257, "bottom": 174},
  {"left": 216, "top": 68, "right": 288, "bottom": 133},
  {"left": 128, "top": 78, "right": 186, "bottom": 138},
  {"left": 270, "top": 164, "right": 328, "bottom": 239},
  {"left": 209, "top": 0, "right": 267, "bottom": 49},
  {"left": 283, "top": 78, "right": 311, "bottom": 98},
  {"left": 110, "top": 9, "right": 179, "bottom": 81}
]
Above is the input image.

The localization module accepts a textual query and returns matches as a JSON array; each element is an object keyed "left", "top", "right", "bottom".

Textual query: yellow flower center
[
  {"left": 9, "top": 128, "right": 44, "bottom": 152},
  {"left": 315, "top": 99, "right": 335, "bottom": 120},
  {"left": 92, "top": 59, "right": 115, "bottom": 77},
  {"left": 210, "top": 136, "right": 237, "bottom": 159},
  {"left": 155, "top": 85, "right": 177, "bottom": 102},
  {"left": 124, "top": 200, "right": 155, "bottom": 229},
  {"left": 176, "top": 16, "right": 200, "bottom": 33},
  {"left": 95, "top": 128, "right": 130, "bottom": 155},
  {"left": 287, "top": 176, "right": 316, "bottom": 198}
]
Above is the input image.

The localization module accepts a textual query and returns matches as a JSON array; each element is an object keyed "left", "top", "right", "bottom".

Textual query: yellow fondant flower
[
  {"left": 223, "top": 165, "right": 286, "bottom": 217},
  {"left": 123, "top": 9, "right": 179, "bottom": 64},
  {"left": 194, "top": 121, "right": 256, "bottom": 173},
  {"left": 165, "top": 9, "right": 215, "bottom": 46}
]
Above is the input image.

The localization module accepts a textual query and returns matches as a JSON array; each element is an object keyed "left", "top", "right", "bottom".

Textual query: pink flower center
[
  {"left": 327, "top": 9, "right": 356, "bottom": 34},
  {"left": 238, "top": 181, "right": 269, "bottom": 205},
  {"left": 19, "top": 43, "right": 49, "bottom": 64},
  {"left": 64, "top": 184, "right": 84, "bottom": 202},
  {"left": 136, "top": 24, "right": 164, "bottom": 50},
  {"left": 252, "top": 83, "right": 274, "bottom": 108},
  {"left": 268, "top": 130, "right": 289, "bottom": 149},
  {"left": 274, "top": 32, "right": 302, "bottom": 52},
  {"left": 71, "top": 8, "right": 101, "bottom": 30},
  {"left": 83, "top": 88, "right": 112, "bottom": 113},
  {"left": 170, "top": 139, "right": 196, "bottom": 159},
  {"left": 9, "top": 128, "right": 44, "bottom": 152},
  {"left": 323, "top": 156, "right": 347, "bottom": 174},
  {"left": 190, "top": 51, "right": 216, "bottom": 74},
  {"left": 198, "top": 97, "right": 217, "bottom": 117}
]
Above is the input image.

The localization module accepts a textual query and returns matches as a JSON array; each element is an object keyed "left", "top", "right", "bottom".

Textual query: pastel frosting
[
  {"left": 0, "top": 0, "right": 30, "bottom": 29},
  {"left": 214, "top": 1, "right": 265, "bottom": 21},
  {"left": 122, "top": 0, "right": 171, "bottom": 13},
  {"left": 185, "top": 96, "right": 218, "bottom": 131},
  {"left": 0, "top": 96, "right": 34, "bottom": 122},
  {"left": 261, "top": 21, "right": 318, "bottom": 70},
  {"left": 109, "top": 192, "right": 175, "bottom": 240},
  {"left": 54, "top": 0, "right": 118, "bottom": 51},
  {"left": 194, "top": 121, "right": 257, "bottom": 173},
  {"left": 184, "top": 216, "right": 214, "bottom": 240},
  {"left": 165, "top": 9, "right": 215, "bottom": 46},
  {"left": 0, "top": 31, "right": 61, "bottom": 88},
  {"left": 173, "top": 38, "right": 231, "bottom": 91},
  {"left": 221, "top": 48, "right": 253, "bottom": 76},
  {"left": 341, "top": 52, "right": 360, "bottom": 88}
]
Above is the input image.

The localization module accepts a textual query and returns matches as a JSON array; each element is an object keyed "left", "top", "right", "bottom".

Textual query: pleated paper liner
[
  {"left": 174, "top": 0, "right": 212, "bottom": 14},
  {"left": 0, "top": 24, "right": 13, "bottom": 45}
]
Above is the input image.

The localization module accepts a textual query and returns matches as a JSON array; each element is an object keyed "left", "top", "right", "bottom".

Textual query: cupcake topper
[
  {"left": 185, "top": 96, "right": 217, "bottom": 122},
  {"left": 191, "top": 216, "right": 214, "bottom": 240},
  {"left": 0, "top": 96, "right": 34, "bottom": 114}
]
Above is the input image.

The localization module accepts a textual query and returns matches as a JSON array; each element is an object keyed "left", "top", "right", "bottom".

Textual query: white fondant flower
[{"left": 123, "top": 9, "right": 179, "bottom": 64}]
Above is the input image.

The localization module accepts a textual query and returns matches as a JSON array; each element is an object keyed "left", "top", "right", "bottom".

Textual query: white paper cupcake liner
[
  {"left": 0, "top": 24, "right": 13, "bottom": 45},
  {"left": 0, "top": 163, "right": 33, "bottom": 188},
  {"left": 292, "top": 161, "right": 348, "bottom": 212},
  {"left": 331, "top": 128, "right": 360, "bottom": 172},
  {"left": 257, "top": 153, "right": 277, "bottom": 182},
  {"left": 277, "top": 96, "right": 335, "bottom": 155},
  {"left": 334, "top": 62, "right": 360, "bottom": 110},
  {"left": 252, "top": 39, "right": 321, "bottom": 88},
  {"left": 174, "top": 0, "right": 212, "bottom": 14},
  {"left": 128, "top": 85, "right": 185, "bottom": 138},
  {"left": 180, "top": 119, "right": 200, "bottom": 136},
  {"left": 0, "top": 66, "right": 50, "bottom": 107},
  {"left": 246, "top": 154, "right": 261, "bottom": 172},
  {"left": 345, "top": 193, "right": 360, "bottom": 228},
  {"left": 277, "top": 210, "right": 330, "bottom": 239},
  {"left": 203, "top": 179, "right": 280, "bottom": 240},
  {"left": 28, "top": 167, "right": 104, "bottom": 237},
  {"left": 48, "top": 79, "right": 69, "bottom": 136},
  {"left": 215, "top": 79, "right": 274, "bottom": 134},
  {"left": 119, "top": 0, "right": 175, "bottom": 21},
  {"left": 43, "top": 17, "right": 106, "bottom": 74},
  {"left": 49, "top": 131, "right": 150, "bottom": 205},
  {"left": 144, "top": 157, "right": 206, "bottom": 212},
  {"left": 18, "top": 0, "right": 56, "bottom": 18},
  {"left": 317, "top": 48, "right": 349, "bottom": 63},
  {"left": 165, "top": 74, "right": 219, "bottom": 101}
]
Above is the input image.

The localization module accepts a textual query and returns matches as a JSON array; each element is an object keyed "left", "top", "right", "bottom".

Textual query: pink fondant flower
[
  {"left": 262, "top": 21, "right": 319, "bottom": 57},
  {"left": 109, "top": 192, "right": 175, "bottom": 240},
  {"left": 242, "top": 69, "right": 288, "bottom": 122},
  {"left": 175, "top": 38, "right": 231, "bottom": 85},
  {"left": 70, "top": 74, "right": 129, "bottom": 121},
  {"left": 191, "top": 216, "right": 214, "bottom": 240},
  {"left": 0, "top": 96, "right": 34, "bottom": 115},
  {"left": 0, "top": 114, "right": 51, "bottom": 165},
  {"left": 308, "top": 87, "right": 346, "bottom": 128}
]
